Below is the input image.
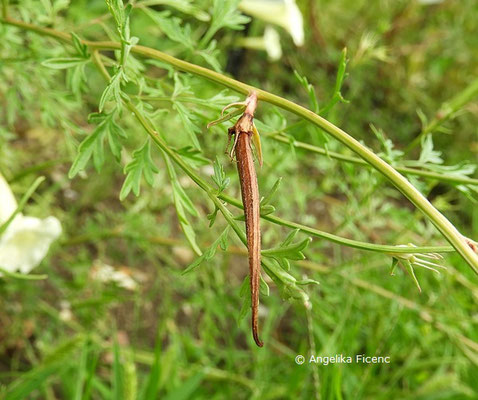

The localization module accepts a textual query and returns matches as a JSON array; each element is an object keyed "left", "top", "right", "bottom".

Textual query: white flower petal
[
  {"left": 240, "top": 0, "right": 304, "bottom": 46},
  {"left": 264, "top": 26, "right": 282, "bottom": 60},
  {"left": 284, "top": 0, "right": 304, "bottom": 46},
  {"left": 0, "top": 173, "right": 18, "bottom": 225},
  {"left": 0, "top": 215, "right": 62, "bottom": 274}
]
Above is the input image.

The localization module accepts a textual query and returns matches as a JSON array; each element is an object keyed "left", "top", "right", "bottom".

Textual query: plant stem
[
  {"left": 3, "top": 17, "right": 477, "bottom": 272},
  {"left": 138, "top": 96, "right": 478, "bottom": 187},
  {"left": 266, "top": 133, "right": 478, "bottom": 187},
  {"left": 218, "top": 193, "right": 454, "bottom": 254}
]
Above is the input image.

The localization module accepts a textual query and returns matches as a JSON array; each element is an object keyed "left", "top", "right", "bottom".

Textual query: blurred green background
[{"left": 1, "top": 0, "right": 477, "bottom": 398}]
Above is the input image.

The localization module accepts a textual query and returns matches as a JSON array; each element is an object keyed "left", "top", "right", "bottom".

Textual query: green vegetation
[{"left": 1, "top": 0, "right": 477, "bottom": 398}]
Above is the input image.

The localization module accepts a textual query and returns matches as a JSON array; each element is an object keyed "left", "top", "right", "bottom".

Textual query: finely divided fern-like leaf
[
  {"left": 164, "top": 154, "right": 202, "bottom": 255},
  {"left": 142, "top": 8, "right": 194, "bottom": 49},
  {"left": 182, "top": 227, "right": 230, "bottom": 274},
  {"left": 99, "top": 70, "right": 125, "bottom": 112},
  {"left": 69, "top": 113, "right": 126, "bottom": 178},
  {"left": 120, "top": 140, "right": 159, "bottom": 200},
  {"left": 262, "top": 229, "right": 312, "bottom": 271},
  {"left": 173, "top": 101, "right": 201, "bottom": 149},
  {"left": 42, "top": 57, "right": 90, "bottom": 69},
  {"left": 69, "top": 125, "right": 105, "bottom": 178},
  {"left": 201, "top": 0, "right": 250, "bottom": 45}
]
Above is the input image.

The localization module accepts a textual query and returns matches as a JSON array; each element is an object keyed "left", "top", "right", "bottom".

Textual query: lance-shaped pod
[{"left": 229, "top": 92, "right": 263, "bottom": 347}]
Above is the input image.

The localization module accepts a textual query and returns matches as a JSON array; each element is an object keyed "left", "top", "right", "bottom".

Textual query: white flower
[
  {"left": 240, "top": 0, "right": 304, "bottom": 46},
  {"left": 237, "top": 26, "right": 282, "bottom": 61},
  {"left": 0, "top": 174, "right": 61, "bottom": 275}
]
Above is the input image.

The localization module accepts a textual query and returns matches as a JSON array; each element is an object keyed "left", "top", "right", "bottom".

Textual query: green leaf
[
  {"left": 219, "top": 231, "right": 229, "bottom": 252},
  {"left": 92, "top": 126, "right": 105, "bottom": 171},
  {"left": 320, "top": 48, "right": 350, "bottom": 115},
  {"left": 68, "top": 127, "right": 104, "bottom": 178},
  {"left": 88, "top": 112, "right": 106, "bottom": 124},
  {"left": 201, "top": 0, "right": 250, "bottom": 45},
  {"left": 122, "top": 36, "right": 139, "bottom": 67},
  {"left": 108, "top": 118, "right": 127, "bottom": 161},
  {"left": 42, "top": 57, "right": 90, "bottom": 69},
  {"left": 371, "top": 124, "right": 404, "bottom": 164},
  {"left": 175, "top": 146, "right": 209, "bottom": 168},
  {"left": 182, "top": 227, "right": 229, "bottom": 274},
  {"left": 207, "top": 206, "right": 219, "bottom": 227},
  {"left": 172, "top": 73, "right": 193, "bottom": 97},
  {"left": 212, "top": 157, "right": 230, "bottom": 193},
  {"left": 282, "top": 229, "right": 300, "bottom": 247},
  {"left": 71, "top": 32, "right": 88, "bottom": 58},
  {"left": 196, "top": 40, "right": 222, "bottom": 72},
  {"left": 149, "top": 0, "right": 210, "bottom": 21},
  {"left": 99, "top": 70, "right": 124, "bottom": 112},
  {"left": 262, "top": 234, "right": 312, "bottom": 261},
  {"left": 69, "top": 113, "right": 124, "bottom": 178},
  {"left": 294, "top": 70, "right": 319, "bottom": 113},
  {"left": 238, "top": 276, "right": 251, "bottom": 322},
  {"left": 238, "top": 275, "right": 269, "bottom": 323},
  {"left": 259, "top": 204, "right": 275, "bottom": 215},
  {"left": 173, "top": 179, "right": 198, "bottom": 218},
  {"left": 294, "top": 71, "right": 330, "bottom": 148},
  {"left": 296, "top": 278, "right": 320, "bottom": 286},
  {"left": 142, "top": 9, "right": 194, "bottom": 49},
  {"left": 106, "top": 0, "right": 137, "bottom": 67},
  {"left": 164, "top": 154, "right": 202, "bottom": 255},
  {"left": 173, "top": 101, "right": 201, "bottom": 149},
  {"left": 418, "top": 134, "right": 444, "bottom": 165},
  {"left": 67, "top": 63, "right": 87, "bottom": 97},
  {"left": 106, "top": 0, "right": 126, "bottom": 36},
  {"left": 120, "top": 140, "right": 159, "bottom": 200},
  {"left": 122, "top": 4, "right": 133, "bottom": 43},
  {"left": 263, "top": 259, "right": 311, "bottom": 301},
  {"left": 261, "top": 177, "right": 282, "bottom": 206}
]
